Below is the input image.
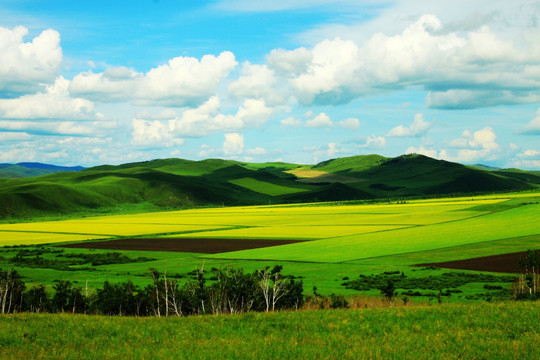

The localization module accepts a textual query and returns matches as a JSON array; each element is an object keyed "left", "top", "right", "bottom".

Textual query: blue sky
[{"left": 1, "top": 0, "right": 540, "bottom": 169}]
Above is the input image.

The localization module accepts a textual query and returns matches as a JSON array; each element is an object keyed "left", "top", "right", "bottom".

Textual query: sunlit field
[
  {"left": 1, "top": 191, "right": 538, "bottom": 298},
  {"left": 0, "top": 302, "right": 538, "bottom": 360}
]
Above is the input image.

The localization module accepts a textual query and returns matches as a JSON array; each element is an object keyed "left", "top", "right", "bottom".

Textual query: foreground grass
[{"left": 0, "top": 302, "right": 538, "bottom": 359}]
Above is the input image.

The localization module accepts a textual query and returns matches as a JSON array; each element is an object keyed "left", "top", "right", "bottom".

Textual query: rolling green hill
[{"left": 0, "top": 154, "right": 537, "bottom": 219}]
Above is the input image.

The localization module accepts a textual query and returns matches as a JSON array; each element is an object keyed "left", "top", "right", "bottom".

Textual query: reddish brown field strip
[
  {"left": 60, "top": 237, "right": 307, "bottom": 254},
  {"left": 418, "top": 249, "right": 540, "bottom": 273}
]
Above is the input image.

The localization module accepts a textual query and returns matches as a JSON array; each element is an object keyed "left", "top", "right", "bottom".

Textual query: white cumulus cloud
[
  {"left": 518, "top": 108, "right": 540, "bottom": 135},
  {"left": 0, "top": 26, "right": 62, "bottom": 95},
  {"left": 131, "top": 118, "right": 184, "bottom": 148},
  {"left": 305, "top": 112, "right": 332, "bottom": 128},
  {"left": 337, "top": 117, "right": 360, "bottom": 130},
  {"left": 387, "top": 114, "right": 431, "bottom": 137},
  {"left": 223, "top": 133, "right": 244, "bottom": 155},
  {"left": 358, "top": 135, "right": 386, "bottom": 149},
  {"left": 283, "top": 14, "right": 540, "bottom": 109},
  {"left": 70, "top": 52, "right": 237, "bottom": 107},
  {"left": 0, "top": 77, "right": 97, "bottom": 120},
  {"left": 442, "top": 126, "right": 501, "bottom": 163}
]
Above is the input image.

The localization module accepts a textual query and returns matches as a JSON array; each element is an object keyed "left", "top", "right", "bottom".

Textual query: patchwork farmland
[{"left": 1, "top": 190, "right": 538, "bottom": 299}]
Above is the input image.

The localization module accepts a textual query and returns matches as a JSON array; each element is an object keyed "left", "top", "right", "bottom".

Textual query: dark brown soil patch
[
  {"left": 60, "top": 237, "right": 307, "bottom": 254},
  {"left": 417, "top": 250, "right": 539, "bottom": 273}
]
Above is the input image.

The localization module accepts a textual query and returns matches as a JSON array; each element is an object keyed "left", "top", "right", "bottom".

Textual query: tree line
[{"left": 0, "top": 265, "right": 304, "bottom": 316}]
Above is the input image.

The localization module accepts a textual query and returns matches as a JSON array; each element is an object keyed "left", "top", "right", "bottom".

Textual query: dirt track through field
[
  {"left": 418, "top": 250, "right": 539, "bottom": 273},
  {"left": 60, "top": 237, "right": 307, "bottom": 254}
]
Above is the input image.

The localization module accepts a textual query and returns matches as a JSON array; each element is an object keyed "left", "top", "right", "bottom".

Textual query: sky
[{"left": 1, "top": 0, "right": 540, "bottom": 169}]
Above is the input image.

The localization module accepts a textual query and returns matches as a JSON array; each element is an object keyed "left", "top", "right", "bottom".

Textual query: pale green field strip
[
  {"left": 208, "top": 203, "right": 540, "bottom": 262},
  {"left": 169, "top": 225, "right": 408, "bottom": 240},
  {"left": 0, "top": 232, "right": 110, "bottom": 247},
  {"left": 228, "top": 177, "right": 309, "bottom": 196},
  {"left": 347, "top": 234, "right": 540, "bottom": 267},
  {"left": 0, "top": 221, "right": 225, "bottom": 238}
]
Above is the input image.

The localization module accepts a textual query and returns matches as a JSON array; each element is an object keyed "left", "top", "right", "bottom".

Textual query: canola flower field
[{"left": 1, "top": 193, "right": 538, "bottom": 263}]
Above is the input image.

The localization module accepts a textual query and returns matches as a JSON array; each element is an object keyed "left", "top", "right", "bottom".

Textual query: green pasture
[
  {"left": 0, "top": 191, "right": 538, "bottom": 299},
  {"left": 0, "top": 302, "right": 537, "bottom": 360},
  {"left": 228, "top": 177, "right": 310, "bottom": 196},
  {"left": 212, "top": 201, "right": 540, "bottom": 262}
]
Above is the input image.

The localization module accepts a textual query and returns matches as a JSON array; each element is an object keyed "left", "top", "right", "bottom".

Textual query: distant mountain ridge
[
  {"left": 0, "top": 154, "right": 537, "bottom": 219},
  {"left": 0, "top": 162, "right": 85, "bottom": 178}
]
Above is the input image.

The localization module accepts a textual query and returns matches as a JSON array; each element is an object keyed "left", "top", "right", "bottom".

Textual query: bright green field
[
  {"left": 0, "top": 302, "right": 538, "bottom": 360},
  {"left": 0, "top": 191, "right": 539, "bottom": 297},
  {"left": 228, "top": 177, "right": 310, "bottom": 196}
]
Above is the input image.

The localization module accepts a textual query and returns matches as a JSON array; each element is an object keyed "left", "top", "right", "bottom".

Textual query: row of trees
[{"left": 0, "top": 265, "right": 304, "bottom": 316}]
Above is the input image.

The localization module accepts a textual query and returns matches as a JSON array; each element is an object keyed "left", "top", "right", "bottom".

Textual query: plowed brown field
[
  {"left": 418, "top": 250, "right": 539, "bottom": 273},
  {"left": 60, "top": 237, "right": 307, "bottom": 254}
]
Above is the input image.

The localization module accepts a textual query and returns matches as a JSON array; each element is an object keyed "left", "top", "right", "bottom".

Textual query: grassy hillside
[
  {"left": 0, "top": 154, "right": 536, "bottom": 220},
  {"left": 0, "top": 302, "right": 537, "bottom": 360}
]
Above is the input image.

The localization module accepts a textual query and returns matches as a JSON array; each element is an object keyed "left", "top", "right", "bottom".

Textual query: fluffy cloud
[
  {"left": 267, "top": 47, "right": 312, "bottom": 75},
  {"left": 131, "top": 118, "right": 184, "bottom": 148},
  {"left": 0, "top": 120, "right": 99, "bottom": 136},
  {"left": 0, "top": 147, "right": 37, "bottom": 163},
  {"left": 305, "top": 112, "right": 332, "bottom": 128},
  {"left": 357, "top": 135, "right": 386, "bottom": 149},
  {"left": 245, "top": 147, "right": 267, "bottom": 155},
  {"left": 228, "top": 62, "right": 284, "bottom": 104},
  {"left": 337, "top": 117, "right": 360, "bottom": 130},
  {"left": 280, "top": 116, "right": 302, "bottom": 127},
  {"left": 0, "top": 77, "right": 97, "bottom": 120},
  {"left": 136, "top": 96, "right": 275, "bottom": 139},
  {"left": 137, "top": 52, "right": 237, "bottom": 106},
  {"left": 70, "top": 52, "right": 237, "bottom": 107},
  {"left": 280, "top": 112, "right": 335, "bottom": 128},
  {"left": 0, "top": 132, "right": 31, "bottom": 141},
  {"left": 442, "top": 126, "right": 501, "bottom": 162},
  {"left": 211, "top": 98, "right": 274, "bottom": 133},
  {"left": 70, "top": 66, "right": 142, "bottom": 102},
  {"left": 0, "top": 26, "right": 62, "bottom": 95},
  {"left": 387, "top": 114, "right": 431, "bottom": 137},
  {"left": 223, "top": 133, "right": 244, "bottom": 155},
  {"left": 304, "top": 142, "right": 343, "bottom": 163},
  {"left": 518, "top": 108, "right": 540, "bottom": 135},
  {"left": 290, "top": 38, "right": 361, "bottom": 105},
  {"left": 518, "top": 149, "right": 540, "bottom": 158},
  {"left": 284, "top": 15, "right": 540, "bottom": 108}
]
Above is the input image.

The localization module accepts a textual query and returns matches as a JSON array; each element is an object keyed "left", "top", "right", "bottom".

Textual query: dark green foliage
[
  {"left": 513, "top": 249, "right": 539, "bottom": 301},
  {"left": 63, "top": 252, "right": 155, "bottom": 266},
  {"left": 379, "top": 279, "right": 396, "bottom": 301},
  {"left": 517, "top": 249, "right": 539, "bottom": 273},
  {"left": 329, "top": 294, "right": 349, "bottom": 309},
  {"left": 96, "top": 280, "right": 147, "bottom": 316},
  {"left": 0, "top": 265, "right": 303, "bottom": 316},
  {"left": 52, "top": 280, "right": 88, "bottom": 313},
  {"left": 8, "top": 250, "right": 155, "bottom": 271},
  {"left": 24, "top": 285, "right": 50, "bottom": 313},
  {"left": 343, "top": 271, "right": 516, "bottom": 298},
  {"left": 0, "top": 268, "right": 25, "bottom": 314}
]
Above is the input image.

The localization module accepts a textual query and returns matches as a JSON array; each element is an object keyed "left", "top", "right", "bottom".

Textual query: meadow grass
[
  {"left": 212, "top": 202, "right": 540, "bottom": 262},
  {"left": 0, "top": 232, "right": 110, "bottom": 247},
  {"left": 228, "top": 177, "right": 310, "bottom": 196},
  {"left": 0, "top": 302, "right": 537, "bottom": 360}
]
